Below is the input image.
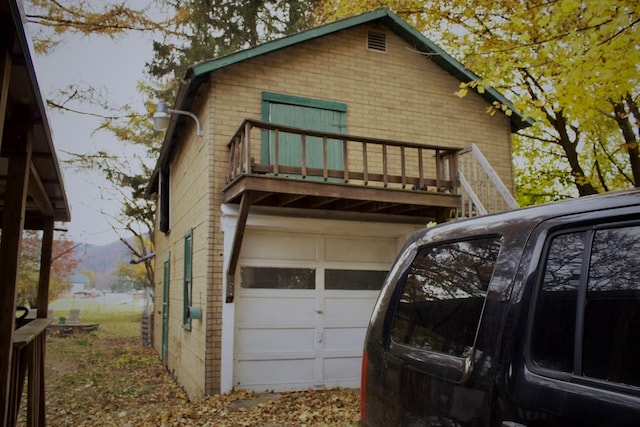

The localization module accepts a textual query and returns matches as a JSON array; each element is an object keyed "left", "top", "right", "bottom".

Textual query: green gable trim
[
  {"left": 189, "top": 8, "right": 391, "bottom": 78},
  {"left": 186, "top": 8, "right": 531, "bottom": 130},
  {"left": 262, "top": 92, "right": 347, "bottom": 112}
]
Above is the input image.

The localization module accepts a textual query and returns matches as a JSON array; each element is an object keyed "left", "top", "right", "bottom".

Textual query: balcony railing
[
  {"left": 457, "top": 143, "right": 518, "bottom": 218},
  {"left": 226, "top": 119, "right": 461, "bottom": 194},
  {"left": 9, "top": 318, "right": 50, "bottom": 427}
]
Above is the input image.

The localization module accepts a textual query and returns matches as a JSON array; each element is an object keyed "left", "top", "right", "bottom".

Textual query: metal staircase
[{"left": 455, "top": 143, "right": 519, "bottom": 218}]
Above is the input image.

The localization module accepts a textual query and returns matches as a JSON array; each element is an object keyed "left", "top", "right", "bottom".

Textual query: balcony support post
[{"left": 226, "top": 192, "right": 251, "bottom": 303}]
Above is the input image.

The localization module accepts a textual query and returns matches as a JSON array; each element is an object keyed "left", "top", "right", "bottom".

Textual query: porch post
[
  {"left": 36, "top": 218, "right": 55, "bottom": 318},
  {"left": 0, "top": 111, "right": 33, "bottom": 426},
  {"left": 32, "top": 218, "right": 54, "bottom": 426}
]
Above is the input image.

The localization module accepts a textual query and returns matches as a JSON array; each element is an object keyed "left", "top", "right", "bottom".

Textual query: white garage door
[{"left": 234, "top": 231, "right": 396, "bottom": 391}]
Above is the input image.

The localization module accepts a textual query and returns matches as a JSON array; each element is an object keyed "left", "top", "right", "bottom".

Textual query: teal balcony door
[{"left": 262, "top": 92, "right": 346, "bottom": 177}]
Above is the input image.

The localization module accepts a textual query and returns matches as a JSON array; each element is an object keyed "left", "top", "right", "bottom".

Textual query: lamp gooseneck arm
[{"left": 168, "top": 108, "right": 203, "bottom": 137}]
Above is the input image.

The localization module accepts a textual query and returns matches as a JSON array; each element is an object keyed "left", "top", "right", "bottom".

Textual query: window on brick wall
[
  {"left": 159, "top": 166, "right": 171, "bottom": 233},
  {"left": 183, "top": 229, "right": 193, "bottom": 330}
]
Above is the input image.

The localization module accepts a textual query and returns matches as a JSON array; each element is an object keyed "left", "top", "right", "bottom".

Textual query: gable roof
[
  {"left": 150, "top": 8, "right": 531, "bottom": 192},
  {"left": 188, "top": 8, "right": 529, "bottom": 128}
]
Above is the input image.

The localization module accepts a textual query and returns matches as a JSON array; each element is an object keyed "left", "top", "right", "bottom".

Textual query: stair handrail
[{"left": 457, "top": 143, "right": 518, "bottom": 218}]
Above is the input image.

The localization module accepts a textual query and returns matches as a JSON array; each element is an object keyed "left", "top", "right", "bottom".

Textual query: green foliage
[
  {"left": 18, "top": 231, "right": 79, "bottom": 307},
  {"left": 148, "top": 0, "right": 322, "bottom": 99},
  {"left": 318, "top": 0, "right": 640, "bottom": 201},
  {"left": 25, "top": 0, "right": 176, "bottom": 53},
  {"left": 114, "top": 261, "right": 147, "bottom": 291}
]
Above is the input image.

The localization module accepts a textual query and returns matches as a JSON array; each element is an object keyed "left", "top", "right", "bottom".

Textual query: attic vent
[{"left": 367, "top": 31, "right": 387, "bottom": 52}]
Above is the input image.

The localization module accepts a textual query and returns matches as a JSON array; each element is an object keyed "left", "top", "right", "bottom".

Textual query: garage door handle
[{"left": 315, "top": 309, "right": 323, "bottom": 314}]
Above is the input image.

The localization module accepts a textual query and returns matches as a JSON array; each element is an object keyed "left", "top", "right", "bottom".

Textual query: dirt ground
[{"left": 22, "top": 329, "right": 359, "bottom": 426}]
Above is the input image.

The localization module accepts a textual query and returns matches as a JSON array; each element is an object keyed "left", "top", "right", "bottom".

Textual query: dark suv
[{"left": 360, "top": 190, "right": 640, "bottom": 426}]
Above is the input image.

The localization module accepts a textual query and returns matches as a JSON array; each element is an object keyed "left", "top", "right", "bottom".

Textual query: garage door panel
[
  {"left": 236, "top": 359, "right": 315, "bottom": 390},
  {"left": 237, "top": 296, "right": 315, "bottom": 323},
  {"left": 324, "top": 356, "right": 361, "bottom": 384},
  {"left": 325, "top": 237, "right": 396, "bottom": 263},
  {"left": 242, "top": 233, "right": 317, "bottom": 260},
  {"left": 236, "top": 327, "right": 315, "bottom": 354},
  {"left": 324, "top": 297, "right": 377, "bottom": 322},
  {"left": 323, "top": 327, "right": 367, "bottom": 352}
]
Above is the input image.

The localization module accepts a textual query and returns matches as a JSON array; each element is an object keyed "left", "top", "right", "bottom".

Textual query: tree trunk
[
  {"left": 613, "top": 96, "right": 640, "bottom": 187},
  {"left": 550, "top": 109, "right": 600, "bottom": 196}
]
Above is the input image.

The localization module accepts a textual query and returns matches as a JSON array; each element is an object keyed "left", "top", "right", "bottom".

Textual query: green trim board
[{"left": 262, "top": 92, "right": 347, "bottom": 112}]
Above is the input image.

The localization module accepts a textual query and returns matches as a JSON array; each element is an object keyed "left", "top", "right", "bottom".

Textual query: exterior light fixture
[{"left": 153, "top": 99, "right": 203, "bottom": 137}]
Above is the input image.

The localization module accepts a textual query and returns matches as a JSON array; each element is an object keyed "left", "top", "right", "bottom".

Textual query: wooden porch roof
[{"left": 1, "top": 0, "right": 71, "bottom": 227}]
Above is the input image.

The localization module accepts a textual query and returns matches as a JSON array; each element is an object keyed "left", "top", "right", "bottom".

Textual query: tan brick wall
[
  {"left": 152, "top": 96, "right": 212, "bottom": 400},
  {"left": 157, "top": 22, "right": 515, "bottom": 398}
]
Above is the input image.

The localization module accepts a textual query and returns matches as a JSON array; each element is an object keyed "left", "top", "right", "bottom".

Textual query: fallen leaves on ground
[{"left": 24, "top": 331, "right": 359, "bottom": 426}]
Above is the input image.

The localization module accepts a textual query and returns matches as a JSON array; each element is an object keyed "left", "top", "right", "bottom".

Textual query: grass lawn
[{"left": 48, "top": 294, "right": 145, "bottom": 337}]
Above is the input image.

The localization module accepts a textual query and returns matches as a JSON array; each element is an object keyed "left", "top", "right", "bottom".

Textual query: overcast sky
[{"left": 31, "top": 25, "right": 155, "bottom": 246}]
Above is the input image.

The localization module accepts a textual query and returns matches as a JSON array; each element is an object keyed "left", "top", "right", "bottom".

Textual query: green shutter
[
  {"left": 183, "top": 229, "right": 193, "bottom": 330},
  {"left": 261, "top": 92, "right": 347, "bottom": 176}
]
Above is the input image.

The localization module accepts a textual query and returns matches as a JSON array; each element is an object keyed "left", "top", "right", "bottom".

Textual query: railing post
[
  {"left": 227, "top": 137, "right": 236, "bottom": 182},
  {"left": 362, "top": 142, "right": 369, "bottom": 185},
  {"left": 273, "top": 129, "right": 279, "bottom": 175},
  {"left": 243, "top": 121, "right": 252, "bottom": 175},
  {"left": 448, "top": 150, "right": 459, "bottom": 194},
  {"left": 418, "top": 147, "right": 424, "bottom": 189},
  {"left": 382, "top": 144, "right": 388, "bottom": 187},
  {"left": 301, "top": 135, "right": 307, "bottom": 178},
  {"left": 400, "top": 146, "right": 406, "bottom": 188},
  {"left": 342, "top": 140, "right": 349, "bottom": 183},
  {"left": 435, "top": 149, "right": 442, "bottom": 191},
  {"left": 322, "top": 137, "right": 328, "bottom": 181}
]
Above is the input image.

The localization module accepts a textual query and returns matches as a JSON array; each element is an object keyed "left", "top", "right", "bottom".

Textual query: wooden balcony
[
  {"left": 224, "top": 119, "right": 462, "bottom": 223},
  {"left": 223, "top": 120, "right": 462, "bottom": 302}
]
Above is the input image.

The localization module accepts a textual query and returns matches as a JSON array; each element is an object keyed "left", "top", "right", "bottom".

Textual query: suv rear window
[
  {"left": 531, "top": 224, "right": 640, "bottom": 388},
  {"left": 390, "top": 237, "right": 502, "bottom": 357}
]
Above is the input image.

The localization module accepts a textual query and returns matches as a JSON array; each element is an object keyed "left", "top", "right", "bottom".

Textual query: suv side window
[
  {"left": 390, "top": 237, "right": 502, "bottom": 358},
  {"left": 531, "top": 224, "right": 640, "bottom": 388}
]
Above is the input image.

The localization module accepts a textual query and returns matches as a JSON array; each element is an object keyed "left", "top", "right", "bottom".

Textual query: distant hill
[{"left": 73, "top": 239, "right": 132, "bottom": 290}]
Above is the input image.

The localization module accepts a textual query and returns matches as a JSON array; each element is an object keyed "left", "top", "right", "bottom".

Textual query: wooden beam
[
  {"left": 226, "top": 193, "right": 250, "bottom": 303},
  {"left": 0, "top": 17, "right": 13, "bottom": 150},
  {"left": 29, "top": 163, "right": 55, "bottom": 217},
  {"left": 0, "top": 118, "right": 32, "bottom": 427}
]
